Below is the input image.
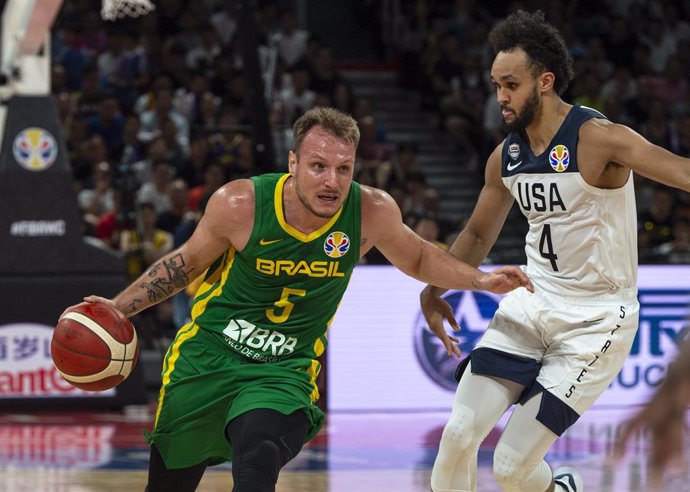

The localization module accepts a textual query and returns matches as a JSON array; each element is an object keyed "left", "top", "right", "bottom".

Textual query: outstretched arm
[
  {"left": 584, "top": 119, "right": 690, "bottom": 192},
  {"left": 84, "top": 180, "right": 254, "bottom": 317},
  {"left": 361, "top": 161, "right": 530, "bottom": 295},
  {"left": 418, "top": 146, "right": 515, "bottom": 356}
]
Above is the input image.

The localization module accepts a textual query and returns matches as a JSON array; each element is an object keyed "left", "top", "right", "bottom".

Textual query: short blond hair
[{"left": 292, "top": 107, "right": 360, "bottom": 154}]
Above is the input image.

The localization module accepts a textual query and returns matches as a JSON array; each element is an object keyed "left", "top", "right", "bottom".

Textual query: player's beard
[
  {"left": 294, "top": 177, "right": 338, "bottom": 219},
  {"left": 504, "top": 87, "right": 540, "bottom": 133}
]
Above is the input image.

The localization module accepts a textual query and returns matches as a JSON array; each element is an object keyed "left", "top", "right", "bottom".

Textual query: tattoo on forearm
[
  {"left": 360, "top": 237, "right": 367, "bottom": 247},
  {"left": 138, "top": 253, "right": 196, "bottom": 303},
  {"left": 125, "top": 298, "right": 143, "bottom": 315}
]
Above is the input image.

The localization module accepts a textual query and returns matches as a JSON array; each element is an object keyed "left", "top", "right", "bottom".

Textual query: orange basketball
[{"left": 51, "top": 302, "right": 139, "bottom": 391}]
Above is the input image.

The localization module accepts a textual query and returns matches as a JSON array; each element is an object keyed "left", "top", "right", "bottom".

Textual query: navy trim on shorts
[
  {"left": 519, "top": 382, "right": 581, "bottom": 436},
  {"left": 468, "top": 347, "right": 542, "bottom": 387}
]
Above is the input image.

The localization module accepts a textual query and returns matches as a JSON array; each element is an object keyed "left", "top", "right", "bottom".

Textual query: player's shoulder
[
  {"left": 490, "top": 140, "right": 506, "bottom": 161},
  {"left": 360, "top": 183, "right": 394, "bottom": 204},
  {"left": 483, "top": 140, "right": 506, "bottom": 176},
  {"left": 205, "top": 179, "right": 255, "bottom": 218},
  {"left": 360, "top": 184, "right": 399, "bottom": 217},
  {"left": 578, "top": 115, "right": 616, "bottom": 140}
]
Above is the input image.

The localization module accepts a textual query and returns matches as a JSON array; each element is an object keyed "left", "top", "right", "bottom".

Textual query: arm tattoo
[
  {"left": 138, "top": 253, "right": 196, "bottom": 303},
  {"left": 124, "top": 298, "right": 144, "bottom": 315}
]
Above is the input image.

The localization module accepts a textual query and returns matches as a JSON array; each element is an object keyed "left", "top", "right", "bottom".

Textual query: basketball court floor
[{"left": 0, "top": 404, "right": 686, "bottom": 491}]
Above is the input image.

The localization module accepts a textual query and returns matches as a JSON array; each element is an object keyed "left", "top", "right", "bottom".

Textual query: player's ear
[
  {"left": 288, "top": 151, "right": 297, "bottom": 174},
  {"left": 540, "top": 72, "right": 555, "bottom": 93}
]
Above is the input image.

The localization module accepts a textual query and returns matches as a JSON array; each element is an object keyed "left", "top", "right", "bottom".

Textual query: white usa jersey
[{"left": 501, "top": 105, "right": 638, "bottom": 298}]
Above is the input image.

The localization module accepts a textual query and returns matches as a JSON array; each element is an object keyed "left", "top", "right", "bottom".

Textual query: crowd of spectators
[{"left": 50, "top": 0, "right": 690, "bottom": 345}]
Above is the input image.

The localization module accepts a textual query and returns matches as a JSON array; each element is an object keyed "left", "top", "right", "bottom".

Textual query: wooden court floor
[{"left": 1, "top": 407, "right": 689, "bottom": 491}]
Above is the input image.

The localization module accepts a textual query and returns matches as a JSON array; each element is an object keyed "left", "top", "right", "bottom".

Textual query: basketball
[{"left": 51, "top": 302, "right": 139, "bottom": 391}]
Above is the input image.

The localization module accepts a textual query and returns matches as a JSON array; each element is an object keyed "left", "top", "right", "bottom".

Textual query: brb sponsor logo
[
  {"left": 414, "top": 291, "right": 502, "bottom": 390},
  {"left": 223, "top": 318, "right": 297, "bottom": 362},
  {"left": 12, "top": 127, "right": 58, "bottom": 171}
]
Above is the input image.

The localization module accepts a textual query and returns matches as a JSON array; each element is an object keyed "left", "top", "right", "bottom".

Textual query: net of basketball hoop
[{"left": 101, "top": 0, "right": 155, "bottom": 21}]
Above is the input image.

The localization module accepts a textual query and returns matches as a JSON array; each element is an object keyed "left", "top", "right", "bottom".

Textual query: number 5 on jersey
[{"left": 266, "top": 288, "right": 306, "bottom": 323}]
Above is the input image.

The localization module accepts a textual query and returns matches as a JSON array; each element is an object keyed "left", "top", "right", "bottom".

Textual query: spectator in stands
[
  {"left": 210, "top": 2, "right": 238, "bottom": 46},
  {"left": 331, "top": 80, "right": 356, "bottom": 115},
  {"left": 355, "top": 115, "right": 394, "bottom": 189},
  {"left": 120, "top": 114, "right": 145, "bottom": 167},
  {"left": 193, "top": 91, "right": 220, "bottom": 130},
  {"left": 414, "top": 214, "right": 448, "bottom": 250},
  {"left": 108, "top": 29, "right": 149, "bottom": 111},
  {"left": 132, "top": 135, "right": 169, "bottom": 184},
  {"left": 639, "top": 186, "right": 676, "bottom": 248},
  {"left": 381, "top": 142, "right": 421, "bottom": 190},
  {"left": 87, "top": 95, "right": 125, "bottom": 158},
  {"left": 639, "top": 98, "right": 674, "bottom": 149},
  {"left": 228, "top": 136, "right": 257, "bottom": 181},
  {"left": 78, "top": 161, "right": 116, "bottom": 235},
  {"left": 178, "top": 134, "right": 212, "bottom": 187},
  {"left": 156, "top": 179, "right": 191, "bottom": 235},
  {"left": 276, "top": 63, "right": 317, "bottom": 126},
  {"left": 188, "top": 161, "right": 227, "bottom": 211},
  {"left": 133, "top": 73, "right": 174, "bottom": 115},
  {"left": 656, "top": 217, "right": 690, "bottom": 264},
  {"left": 271, "top": 10, "right": 309, "bottom": 69},
  {"left": 53, "top": 24, "right": 88, "bottom": 91},
  {"left": 573, "top": 71, "right": 607, "bottom": 114},
  {"left": 186, "top": 23, "right": 222, "bottom": 76},
  {"left": 137, "top": 160, "right": 175, "bottom": 215},
  {"left": 138, "top": 87, "right": 190, "bottom": 153},
  {"left": 308, "top": 46, "right": 342, "bottom": 96},
  {"left": 74, "top": 66, "right": 105, "bottom": 118}
]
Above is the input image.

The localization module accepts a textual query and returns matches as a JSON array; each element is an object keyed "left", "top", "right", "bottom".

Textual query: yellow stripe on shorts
[{"left": 154, "top": 322, "right": 201, "bottom": 428}]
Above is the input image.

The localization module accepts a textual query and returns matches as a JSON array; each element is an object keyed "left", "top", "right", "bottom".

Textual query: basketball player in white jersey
[{"left": 421, "top": 10, "right": 690, "bottom": 492}]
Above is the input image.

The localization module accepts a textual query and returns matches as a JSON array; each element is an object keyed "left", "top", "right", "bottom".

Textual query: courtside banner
[{"left": 328, "top": 265, "right": 690, "bottom": 411}]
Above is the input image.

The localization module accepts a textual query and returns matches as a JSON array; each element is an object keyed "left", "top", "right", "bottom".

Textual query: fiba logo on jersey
[
  {"left": 549, "top": 144, "right": 570, "bottom": 172},
  {"left": 324, "top": 232, "right": 350, "bottom": 258},
  {"left": 413, "top": 291, "right": 502, "bottom": 390},
  {"left": 12, "top": 128, "right": 58, "bottom": 171}
]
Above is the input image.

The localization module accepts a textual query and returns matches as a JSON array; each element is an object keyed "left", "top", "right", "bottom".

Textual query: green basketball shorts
[{"left": 145, "top": 323, "right": 325, "bottom": 469}]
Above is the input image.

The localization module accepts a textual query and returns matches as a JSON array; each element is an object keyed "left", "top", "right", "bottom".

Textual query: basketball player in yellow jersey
[
  {"left": 70, "top": 107, "right": 533, "bottom": 492},
  {"left": 422, "top": 10, "right": 690, "bottom": 492}
]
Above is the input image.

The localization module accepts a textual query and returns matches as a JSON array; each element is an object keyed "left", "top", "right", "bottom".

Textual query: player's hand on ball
[{"left": 53, "top": 302, "right": 139, "bottom": 391}]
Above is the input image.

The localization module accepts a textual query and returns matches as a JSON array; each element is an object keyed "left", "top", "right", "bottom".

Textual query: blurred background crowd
[{"left": 50, "top": 0, "right": 690, "bottom": 347}]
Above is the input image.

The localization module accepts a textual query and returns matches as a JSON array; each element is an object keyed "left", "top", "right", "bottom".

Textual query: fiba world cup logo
[
  {"left": 13, "top": 128, "right": 58, "bottom": 171},
  {"left": 324, "top": 232, "right": 350, "bottom": 258},
  {"left": 548, "top": 144, "right": 570, "bottom": 172}
]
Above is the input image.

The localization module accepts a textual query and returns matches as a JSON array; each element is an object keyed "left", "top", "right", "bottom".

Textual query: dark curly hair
[{"left": 488, "top": 10, "right": 575, "bottom": 96}]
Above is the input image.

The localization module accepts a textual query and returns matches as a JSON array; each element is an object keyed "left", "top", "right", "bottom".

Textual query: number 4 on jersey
[{"left": 539, "top": 224, "right": 559, "bottom": 271}]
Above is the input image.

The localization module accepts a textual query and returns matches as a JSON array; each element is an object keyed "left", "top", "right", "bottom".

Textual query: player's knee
[
  {"left": 492, "top": 442, "right": 531, "bottom": 488},
  {"left": 431, "top": 404, "right": 480, "bottom": 491},
  {"left": 234, "top": 439, "right": 282, "bottom": 491},
  {"left": 439, "top": 404, "right": 477, "bottom": 454}
]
